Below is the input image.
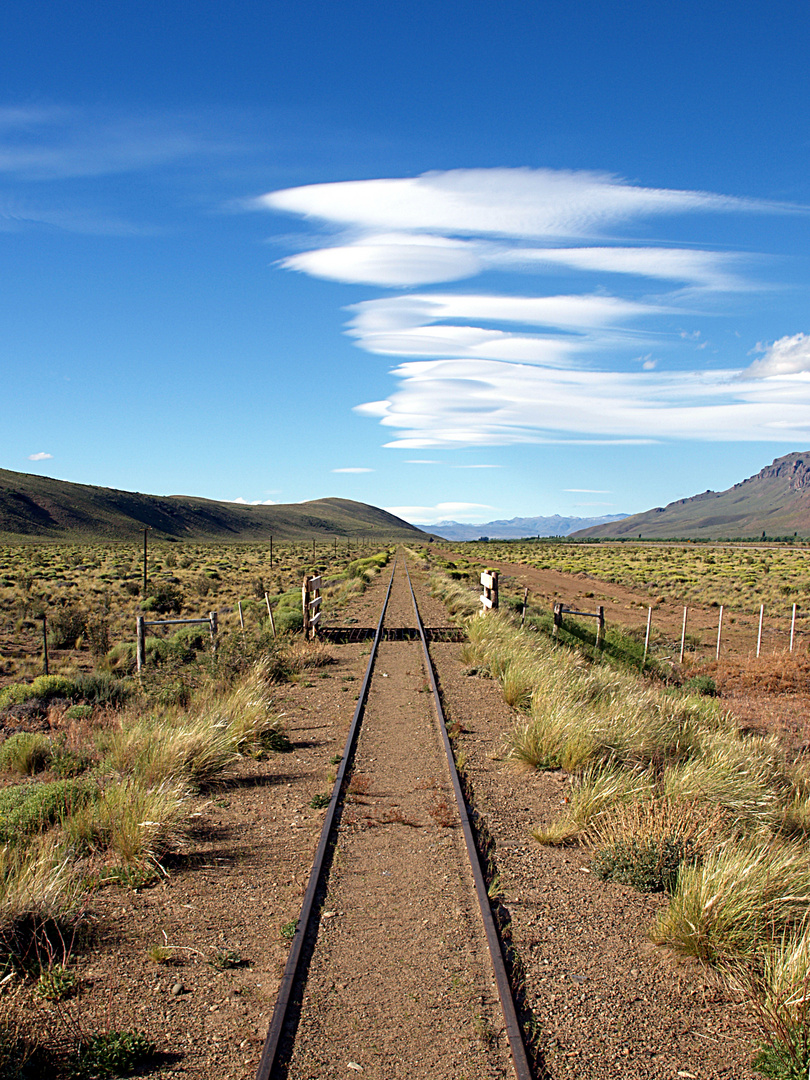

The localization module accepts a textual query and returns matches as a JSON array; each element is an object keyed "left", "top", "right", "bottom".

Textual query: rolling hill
[
  {"left": 573, "top": 452, "right": 810, "bottom": 540},
  {"left": 0, "top": 468, "right": 428, "bottom": 542}
]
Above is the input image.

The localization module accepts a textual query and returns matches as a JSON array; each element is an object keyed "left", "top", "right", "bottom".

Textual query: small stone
[{"left": 171, "top": 982, "right": 184, "bottom": 996}]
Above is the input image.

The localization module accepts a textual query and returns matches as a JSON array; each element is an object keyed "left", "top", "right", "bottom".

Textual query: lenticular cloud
[
  {"left": 260, "top": 167, "right": 772, "bottom": 240},
  {"left": 258, "top": 166, "right": 809, "bottom": 448}
]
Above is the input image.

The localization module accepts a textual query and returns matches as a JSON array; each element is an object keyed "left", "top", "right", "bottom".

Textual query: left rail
[{"left": 254, "top": 561, "right": 396, "bottom": 1080}]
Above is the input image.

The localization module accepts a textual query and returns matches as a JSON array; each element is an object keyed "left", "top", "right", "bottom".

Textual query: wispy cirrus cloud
[
  {"left": 0, "top": 105, "right": 223, "bottom": 180},
  {"left": 331, "top": 466, "right": 373, "bottom": 473},
  {"left": 259, "top": 167, "right": 810, "bottom": 450}
]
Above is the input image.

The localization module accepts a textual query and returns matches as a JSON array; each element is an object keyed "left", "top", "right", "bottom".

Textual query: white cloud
[
  {"left": 744, "top": 333, "right": 810, "bottom": 378},
  {"left": 331, "top": 467, "right": 373, "bottom": 473},
  {"left": 385, "top": 501, "right": 494, "bottom": 524},
  {"left": 282, "top": 233, "right": 482, "bottom": 286},
  {"left": 260, "top": 168, "right": 784, "bottom": 240},
  {"left": 346, "top": 292, "right": 659, "bottom": 364},
  {"left": 259, "top": 166, "right": 809, "bottom": 450},
  {"left": 230, "top": 497, "right": 278, "bottom": 505},
  {"left": 357, "top": 359, "right": 810, "bottom": 448},
  {"left": 27, "top": 452, "right": 53, "bottom": 461},
  {"left": 490, "top": 246, "right": 748, "bottom": 291},
  {"left": 275, "top": 233, "right": 750, "bottom": 291}
]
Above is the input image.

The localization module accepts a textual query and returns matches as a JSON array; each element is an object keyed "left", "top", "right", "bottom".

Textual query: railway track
[{"left": 255, "top": 555, "right": 534, "bottom": 1080}]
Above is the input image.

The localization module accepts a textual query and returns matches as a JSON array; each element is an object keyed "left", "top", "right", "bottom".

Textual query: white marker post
[
  {"left": 679, "top": 606, "right": 688, "bottom": 665},
  {"left": 716, "top": 605, "right": 724, "bottom": 661},
  {"left": 756, "top": 604, "right": 764, "bottom": 658},
  {"left": 790, "top": 603, "right": 797, "bottom": 653},
  {"left": 643, "top": 606, "right": 652, "bottom": 664}
]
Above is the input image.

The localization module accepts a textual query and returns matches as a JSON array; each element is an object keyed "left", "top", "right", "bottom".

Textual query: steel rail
[
  {"left": 404, "top": 561, "right": 534, "bottom": 1080},
  {"left": 254, "top": 560, "right": 396, "bottom": 1080}
]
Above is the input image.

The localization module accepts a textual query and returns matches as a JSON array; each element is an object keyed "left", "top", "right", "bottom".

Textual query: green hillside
[
  {"left": 574, "top": 452, "right": 810, "bottom": 540},
  {"left": 0, "top": 468, "right": 427, "bottom": 542}
]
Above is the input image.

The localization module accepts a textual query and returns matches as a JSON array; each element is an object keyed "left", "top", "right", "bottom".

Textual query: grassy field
[
  {"left": 454, "top": 539, "right": 810, "bottom": 615},
  {"left": 0, "top": 537, "right": 388, "bottom": 683}
]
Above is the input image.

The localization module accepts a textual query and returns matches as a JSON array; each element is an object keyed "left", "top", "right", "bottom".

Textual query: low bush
[
  {"left": 0, "top": 675, "right": 76, "bottom": 710},
  {"left": 0, "top": 733, "right": 53, "bottom": 775},
  {"left": 593, "top": 836, "right": 694, "bottom": 893},
  {"left": 0, "top": 779, "right": 96, "bottom": 843},
  {"left": 67, "top": 1030, "right": 155, "bottom": 1079},
  {"left": 142, "top": 581, "right": 183, "bottom": 615},
  {"left": 46, "top": 606, "right": 85, "bottom": 650}
]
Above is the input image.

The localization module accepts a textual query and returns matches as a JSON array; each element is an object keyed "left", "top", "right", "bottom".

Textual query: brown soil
[{"left": 3, "top": 557, "right": 775, "bottom": 1078}]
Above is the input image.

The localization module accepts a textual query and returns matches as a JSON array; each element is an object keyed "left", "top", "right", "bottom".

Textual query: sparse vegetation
[{"left": 426, "top": 552, "right": 810, "bottom": 1070}]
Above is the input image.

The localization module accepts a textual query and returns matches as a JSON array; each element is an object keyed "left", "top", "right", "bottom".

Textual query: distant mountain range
[
  {"left": 427, "top": 513, "right": 628, "bottom": 541},
  {"left": 0, "top": 468, "right": 427, "bottom": 542},
  {"left": 573, "top": 452, "right": 810, "bottom": 539}
]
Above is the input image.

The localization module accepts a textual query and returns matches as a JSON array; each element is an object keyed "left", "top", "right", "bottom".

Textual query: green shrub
[
  {"left": 0, "top": 779, "right": 96, "bottom": 843},
  {"left": 274, "top": 607, "right": 303, "bottom": 634},
  {"left": 35, "top": 961, "right": 78, "bottom": 1001},
  {"left": 142, "top": 581, "right": 183, "bottom": 615},
  {"left": 593, "top": 836, "right": 695, "bottom": 893},
  {"left": 65, "top": 704, "right": 93, "bottom": 721},
  {"left": 0, "top": 676, "right": 76, "bottom": 709},
  {"left": 0, "top": 733, "right": 53, "bottom": 776},
  {"left": 67, "top": 1030, "right": 155, "bottom": 1078},
  {"left": 71, "top": 673, "right": 129, "bottom": 707},
  {"left": 46, "top": 606, "right": 85, "bottom": 649},
  {"left": 682, "top": 674, "right": 718, "bottom": 696},
  {"left": 170, "top": 625, "right": 208, "bottom": 653},
  {"left": 753, "top": 1035, "right": 810, "bottom": 1080}
]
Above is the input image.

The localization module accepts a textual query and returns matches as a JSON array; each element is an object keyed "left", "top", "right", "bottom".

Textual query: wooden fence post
[
  {"left": 42, "top": 614, "right": 49, "bottom": 676},
  {"left": 480, "top": 570, "right": 499, "bottom": 614},
  {"left": 596, "top": 605, "right": 605, "bottom": 649},
  {"left": 136, "top": 615, "right": 145, "bottom": 674},
  {"left": 302, "top": 575, "right": 322, "bottom": 640},
  {"left": 238, "top": 600, "right": 245, "bottom": 631},
  {"left": 520, "top": 588, "right": 529, "bottom": 627},
  {"left": 209, "top": 611, "right": 218, "bottom": 654},
  {"left": 265, "top": 592, "right": 276, "bottom": 637},
  {"left": 552, "top": 602, "right": 563, "bottom": 639}
]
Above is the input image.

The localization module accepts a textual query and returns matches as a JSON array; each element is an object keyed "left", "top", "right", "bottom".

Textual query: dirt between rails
[
  {"left": 13, "top": 558, "right": 764, "bottom": 1079},
  {"left": 281, "top": 567, "right": 512, "bottom": 1079}
]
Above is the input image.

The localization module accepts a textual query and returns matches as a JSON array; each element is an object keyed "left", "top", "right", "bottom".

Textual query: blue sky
[{"left": 2, "top": 0, "right": 810, "bottom": 525}]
